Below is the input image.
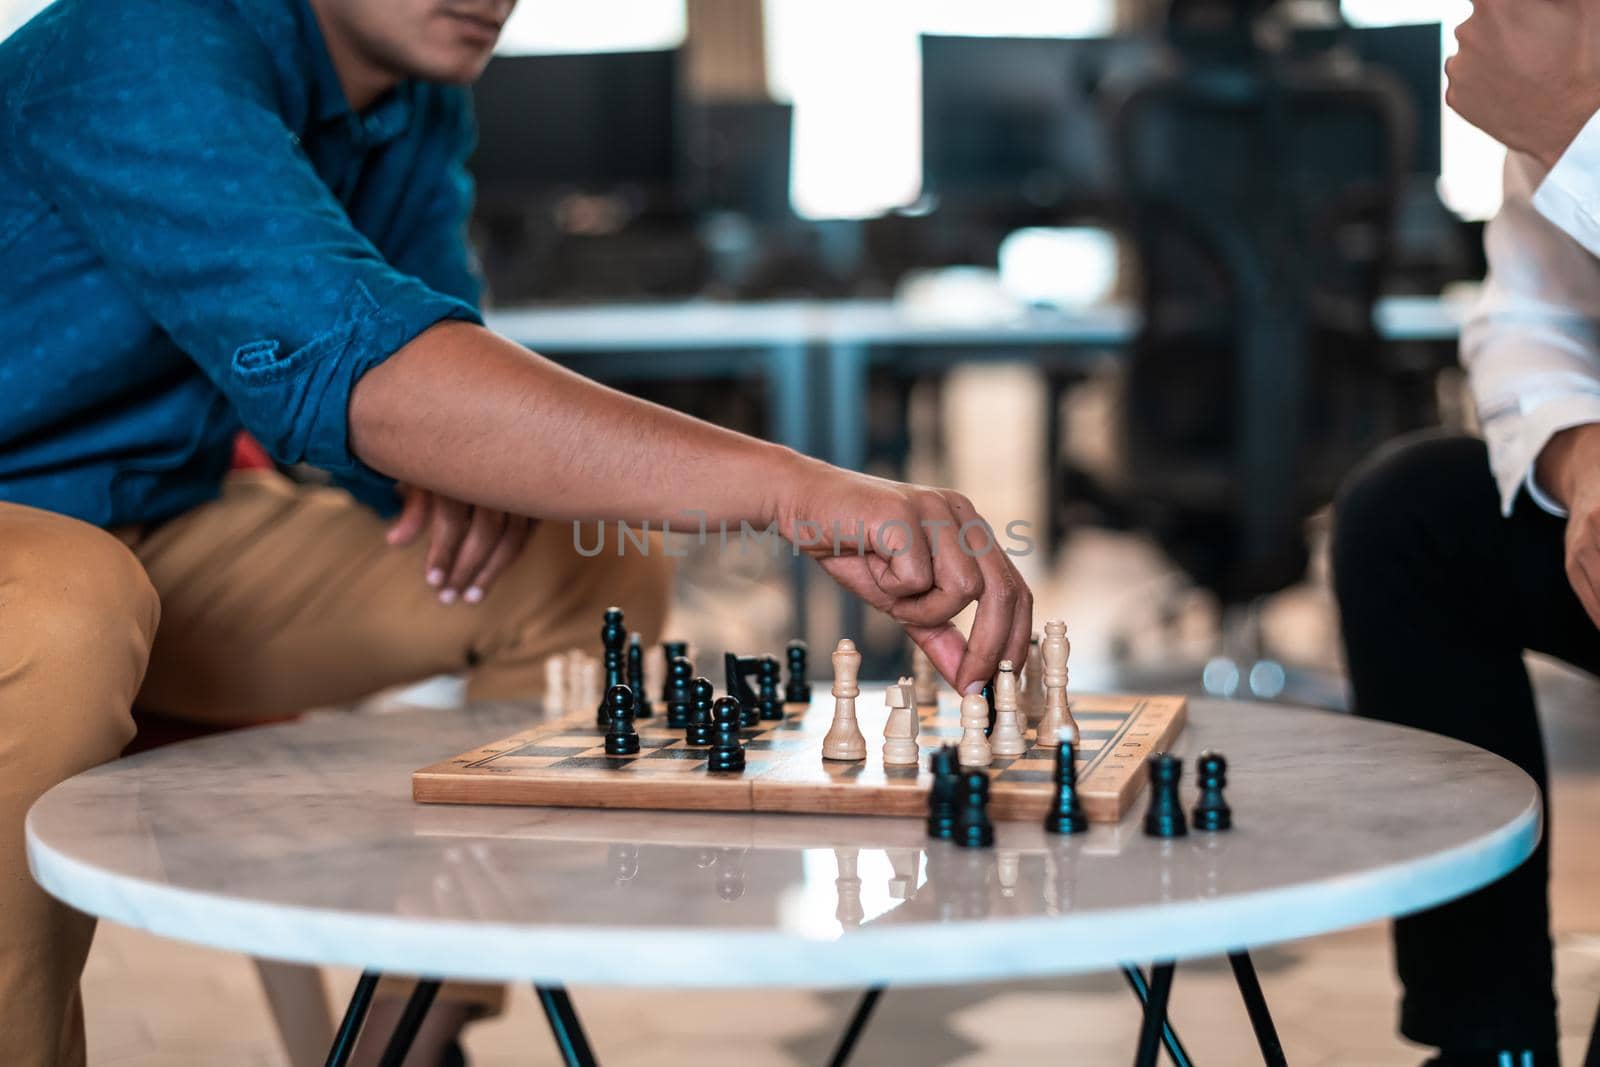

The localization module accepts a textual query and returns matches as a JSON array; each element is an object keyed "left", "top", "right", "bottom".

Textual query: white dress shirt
[{"left": 1465, "top": 109, "right": 1600, "bottom": 517}]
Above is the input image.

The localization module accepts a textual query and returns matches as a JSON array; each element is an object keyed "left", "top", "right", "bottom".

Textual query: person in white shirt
[{"left": 1334, "top": 3, "right": 1600, "bottom": 1064}]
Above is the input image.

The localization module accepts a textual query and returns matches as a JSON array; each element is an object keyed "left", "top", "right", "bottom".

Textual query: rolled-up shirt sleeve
[{"left": 11, "top": 14, "right": 480, "bottom": 484}]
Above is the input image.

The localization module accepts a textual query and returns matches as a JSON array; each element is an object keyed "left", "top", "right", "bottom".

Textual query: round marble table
[{"left": 26, "top": 698, "right": 1540, "bottom": 1063}]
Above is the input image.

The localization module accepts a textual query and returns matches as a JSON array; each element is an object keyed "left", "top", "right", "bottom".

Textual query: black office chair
[{"left": 1078, "top": 33, "right": 1412, "bottom": 701}]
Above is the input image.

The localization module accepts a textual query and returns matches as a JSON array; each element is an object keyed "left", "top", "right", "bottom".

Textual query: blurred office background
[{"left": 16, "top": 1, "right": 1600, "bottom": 1064}]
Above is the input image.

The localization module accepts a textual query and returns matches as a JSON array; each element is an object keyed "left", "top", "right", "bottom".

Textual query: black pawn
[
  {"left": 1044, "top": 742, "right": 1089, "bottom": 835},
  {"left": 627, "top": 633, "right": 653, "bottom": 719},
  {"left": 597, "top": 607, "right": 627, "bottom": 727},
  {"left": 926, "top": 744, "right": 961, "bottom": 840},
  {"left": 1192, "top": 750, "right": 1232, "bottom": 832},
  {"left": 982, "top": 682, "right": 996, "bottom": 737},
  {"left": 707, "top": 696, "right": 746, "bottom": 773},
  {"left": 784, "top": 639, "right": 811, "bottom": 704},
  {"left": 660, "top": 641, "right": 688, "bottom": 706},
  {"left": 955, "top": 770, "right": 994, "bottom": 848},
  {"left": 687, "top": 677, "right": 715, "bottom": 746},
  {"left": 665, "top": 656, "right": 694, "bottom": 729},
  {"left": 757, "top": 655, "right": 783, "bottom": 721},
  {"left": 603, "top": 684, "right": 640, "bottom": 756},
  {"left": 1143, "top": 753, "right": 1187, "bottom": 838}
]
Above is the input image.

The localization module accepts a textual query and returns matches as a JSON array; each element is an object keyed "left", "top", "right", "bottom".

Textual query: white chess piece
[
  {"left": 957, "top": 691, "right": 992, "bottom": 767},
  {"left": 823, "top": 638, "right": 866, "bottom": 761},
  {"left": 1022, "top": 633, "right": 1046, "bottom": 725},
  {"left": 997, "top": 848, "right": 1021, "bottom": 898},
  {"left": 881, "top": 678, "right": 920, "bottom": 765},
  {"left": 912, "top": 648, "right": 939, "bottom": 707},
  {"left": 1035, "top": 619, "right": 1077, "bottom": 747},
  {"left": 989, "top": 660, "right": 1027, "bottom": 757},
  {"left": 887, "top": 848, "right": 920, "bottom": 900},
  {"left": 543, "top": 655, "right": 568, "bottom": 715}
]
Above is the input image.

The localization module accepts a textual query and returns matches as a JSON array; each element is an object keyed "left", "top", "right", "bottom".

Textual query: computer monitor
[
  {"left": 681, "top": 101, "right": 794, "bottom": 222},
  {"left": 920, "top": 34, "right": 1162, "bottom": 213},
  {"left": 469, "top": 48, "right": 680, "bottom": 206},
  {"left": 1343, "top": 23, "right": 1442, "bottom": 178}
]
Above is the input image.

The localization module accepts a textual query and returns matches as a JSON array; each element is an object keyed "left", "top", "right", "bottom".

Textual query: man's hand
[
  {"left": 387, "top": 487, "right": 534, "bottom": 604},
  {"left": 772, "top": 460, "right": 1033, "bottom": 695},
  {"left": 1447, "top": 0, "right": 1600, "bottom": 170},
  {"left": 1538, "top": 423, "right": 1600, "bottom": 626}
]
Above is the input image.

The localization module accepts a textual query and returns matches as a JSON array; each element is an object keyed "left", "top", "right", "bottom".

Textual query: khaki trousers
[{"left": 0, "top": 471, "right": 672, "bottom": 1066}]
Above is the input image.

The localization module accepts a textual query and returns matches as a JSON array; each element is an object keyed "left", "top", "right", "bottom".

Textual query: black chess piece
[
  {"left": 926, "top": 744, "right": 961, "bottom": 840},
  {"left": 955, "top": 769, "right": 994, "bottom": 849},
  {"left": 707, "top": 696, "right": 746, "bottom": 773},
  {"left": 660, "top": 641, "right": 688, "bottom": 706},
  {"left": 686, "top": 677, "right": 715, "bottom": 746},
  {"left": 1044, "top": 742, "right": 1089, "bottom": 835},
  {"left": 665, "top": 655, "right": 694, "bottom": 729},
  {"left": 757, "top": 655, "right": 783, "bottom": 721},
  {"left": 784, "top": 639, "right": 811, "bottom": 704},
  {"left": 597, "top": 607, "right": 627, "bottom": 727},
  {"left": 1143, "top": 753, "right": 1187, "bottom": 838},
  {"left": 982, "top": 681, "right": 996, "bottom": 738},
  {"left": 1191, "top": 750, "right": 1232, "bottom": 832},
  {"left": 626, "top": 633, "right": 653, "bottom": 719},
  {"left": 603, "top": 684, "right": 640, "bottom": 756},
  {"left": 724, "top": 653, "right": 761, "bottom": 727}
]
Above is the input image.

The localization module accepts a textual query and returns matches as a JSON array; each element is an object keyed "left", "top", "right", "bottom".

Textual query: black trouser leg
[
  {"left": 1332, "top": 433, "right": 1595, "bottom": 1054},
  {"left": 325, "top": 972, "right": 380, "bottom": 1067},
  {"left": 375, "top": 980, "right": 441, "bottom": 1067}
]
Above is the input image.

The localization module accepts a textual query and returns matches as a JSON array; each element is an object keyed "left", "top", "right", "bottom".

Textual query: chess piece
[
  {"left": 823, "top": 638, "right": 866, "bottom": 761},
  {"left": 543, "top": 654, "right": 568, "bottom": 715},
  {"left": 687, "top": 676, "right": 715, "bottom": 746},
  {"left": 1035, "top": 619, "right": 1077, "bottom": 748},
  {"left": 996, "top": 849, "right": 1020, "bottom": 898},
  {"left": 603, "top": 685, "right": 640, "bottom": 755},
  {"left": 627, "top": 633, "right": 653, "bottom": 719},
  {"left": 660, "top": 641, "right": 688, "bottom": 705},
  {"left": 665, "top": 655, "right": 694, "bottom": 729},
  {"left": 757, "top": 655, "right": 784, "bottom": 721},
  {"left": 982, "top": 681, "right": 996, "bottom": 737},
  {"left": 955, "top": 770, "right": 994, "bottom": 849},
  {"left": 1143, "top": 753, "right": 1187, "bottom": 838},
  {"left": 597, "top": 607, "right": 627, "bottom": 726},
  {"left": 957, "top": 692, "right": 992, "bottom": 767},
  {"left": 926, "top": 745, "right": 961, "bottom": 840},
  {"left": 911, "top": 647, "right": 938, "bottom": 707},
  {"left": 1022, "top": 633, "right": 1046, "bottom": 725},
  {"left": 784, "top": 639, "right": 811, "bottom": 704},
  {"left": 989, "top": 661, "right": 1026, "bottom": 757},
  {"left": 834, "top": 848, "right": 865, "bottom": 928},
  {"left": 576, "top": 654, "right": 602, "bottom": 711},
  {"left": 1192, "top": 751, "right": 1232, "bottom": 831},
  {"left": 881, "top": 679, "right": 920, "bottom": 765},
  {"left": 725, "top": 652, "right": 761, "bottom": 727},
  {"left": 1043, "top": 742, "right": 1089, "bottom": 834},
  {"left": 887, "top": 848, "right": 920, "bottom": 900},
  {"left": 707, "top": 696, "right": 746, "bottom": 773}
]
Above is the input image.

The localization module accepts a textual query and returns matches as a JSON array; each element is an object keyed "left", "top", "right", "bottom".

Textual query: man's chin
[{"left": 411, "top": 47, "right": 497, "bottom": 85}]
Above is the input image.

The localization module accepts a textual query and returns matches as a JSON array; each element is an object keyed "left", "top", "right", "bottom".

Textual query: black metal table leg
[
  {"left": 1133, "top": 962, "right": 1176, "bottom": 1067},
  {"left": 535, "top": 984, "right": 599, "bottom": 1067},
  {"left": 1121, "top": 965, "right": 1192, "bottom": 1067},
  {"left": 375, "top": 979, "right": 442, "bottom": 1067},
  {"left": 827, "top": 986, "right": 884, "bottom": 1067},
  {"left": 325, "top": 971, "right": 381, "bottom": 1067},
  {"left": 1229, "top": 951, "right": 1287, "bottom": 1065}
]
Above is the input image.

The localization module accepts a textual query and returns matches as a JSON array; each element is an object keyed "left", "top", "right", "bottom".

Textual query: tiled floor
[{"left": 74, "top": 370, "right": 1600, "bottom": 1064}]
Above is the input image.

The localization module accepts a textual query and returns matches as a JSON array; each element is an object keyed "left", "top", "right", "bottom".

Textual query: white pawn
[
  {"left": 912, "top": 648, "right": 939, "bottom": 707},
  {"left": 957, "top": 691, "right": 992, "bottom": 768},
  {"left": 823, "top": 638, "right": 866, "bottom": 761},
  {"left": 989, "top": 660, "right": 1027, "bottom": 757},
  {"left": 882, "top": 678, "right": 920, "bottom": 766},
  {"left": 543, "top": 655, "right": 568, "bottom": 715},
  {"left": 1022, "top": 634, "right": 1046, "bottom": 725},
  {"left": 1036, "top": 619, "right": 1077, "bottom": 748},
  {"left": 997, "top": 849, "right": 1021, "bottom": 899}
]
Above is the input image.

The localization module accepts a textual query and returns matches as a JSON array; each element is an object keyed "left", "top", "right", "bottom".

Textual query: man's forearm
[{"left": 350, "top": 320, "right": 808, "bottom": 525}]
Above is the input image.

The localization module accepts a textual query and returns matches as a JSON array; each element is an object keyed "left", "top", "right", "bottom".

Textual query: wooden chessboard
[{"left": 413, "top": 688, "right": 1186, "bottom": 824}]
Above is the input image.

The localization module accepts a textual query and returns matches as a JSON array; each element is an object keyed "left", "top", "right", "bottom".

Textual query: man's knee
[{"left": 0, "top": 512, "right": 158, "bottom": 767}]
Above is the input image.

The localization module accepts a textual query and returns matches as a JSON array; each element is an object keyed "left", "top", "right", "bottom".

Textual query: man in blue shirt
[{"left": 0, "top": 1, "right": 1035, "bottom": 1063}]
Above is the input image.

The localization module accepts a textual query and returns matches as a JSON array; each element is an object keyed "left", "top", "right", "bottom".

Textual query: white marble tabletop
[{"left": 26, "top": 699, "right": 1538, "bottom": 988}]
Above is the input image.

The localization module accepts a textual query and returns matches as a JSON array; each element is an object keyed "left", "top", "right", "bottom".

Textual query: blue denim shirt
[{"left": 0, "top": 0, "right": 484, "bottom": 525}]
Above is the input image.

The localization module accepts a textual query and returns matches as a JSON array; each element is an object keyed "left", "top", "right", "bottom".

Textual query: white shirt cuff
[
  {"left": 1533, "top": 108, "right": 1600, "bottom": 260},
  {"left": 1492, "top": 397, "right": 1600, "bottom": 517}
]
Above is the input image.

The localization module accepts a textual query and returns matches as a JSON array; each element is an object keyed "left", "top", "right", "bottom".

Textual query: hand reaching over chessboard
[{"left": 771, "top": 462, "right": 1033, "bottom": 695}]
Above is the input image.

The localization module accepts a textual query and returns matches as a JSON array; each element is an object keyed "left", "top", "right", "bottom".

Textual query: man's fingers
[
  {"left": 1570, "top": 544, "right": 1600, "bottom": 629},
  {"left": 387, "top": 488, "right": 431, "bottom": 547},
  {"left": 444, "top": 508, "right": 508, "bottom": 600},
  {"left": 905, "top": 622, "right": 967, "bottom": 688},
  {"left": 890, "top": 498, "right": 982, "bottom": 627},
  {"left": 464, "top": 516, "right": 532, "bottom": 602},
  {"left": 870, "top": 506, "right": 934, "bottom": 599},
  {"left": 425, "top": 497, "right": 471, "bottom": 597},
  {"left": 816, "top": 554, "right": 901, "bottom": 614}
]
